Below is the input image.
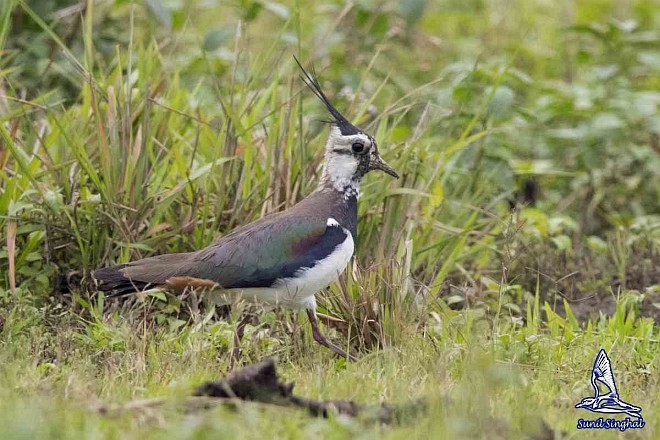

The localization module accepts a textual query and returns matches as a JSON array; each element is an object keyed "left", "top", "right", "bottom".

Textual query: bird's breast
[{"left": 279, "top": 226, "right": 354, "bottom": 298}]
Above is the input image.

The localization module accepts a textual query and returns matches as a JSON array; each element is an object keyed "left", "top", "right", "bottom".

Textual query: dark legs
[
  {"left": 230, "top": 308, "right": 357, "bottom": 365},
  {"left": 230, "top": 313, "right": 254, "bottom": 369},
  {"left": 306, "top": 309, "right": 356, "bottom": 362}
]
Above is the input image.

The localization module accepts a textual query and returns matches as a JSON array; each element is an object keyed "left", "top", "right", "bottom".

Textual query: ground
[{"left": 1, "top": 0, "right": 659, "bottom": 438}]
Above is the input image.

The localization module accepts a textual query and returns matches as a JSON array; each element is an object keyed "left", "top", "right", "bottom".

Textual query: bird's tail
[
  {"left": 93, "top": 263, "right": 153, "bottom": 296},
  {"left": 93, "top": 252, "right": 200, "bottom": 296}
]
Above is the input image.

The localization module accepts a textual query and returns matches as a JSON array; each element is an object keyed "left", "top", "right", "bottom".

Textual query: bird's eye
[{"left": 352, "top": 142, "right": 364, "bottom": 153}]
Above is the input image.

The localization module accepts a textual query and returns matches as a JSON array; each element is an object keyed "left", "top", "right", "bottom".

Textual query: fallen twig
[
  {"left": 94, "top": 358, "right": 426, "bottom": 424},
  {"left": 193, "top": 358, "right": 427, "bottom": 424}
]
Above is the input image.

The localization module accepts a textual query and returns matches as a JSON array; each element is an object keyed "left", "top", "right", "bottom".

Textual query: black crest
[{"left": 294, "top": 56, "right": 360, "bottom": 136}]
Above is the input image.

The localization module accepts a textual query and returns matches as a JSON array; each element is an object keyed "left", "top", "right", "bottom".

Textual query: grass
[{"left": 1, "top": 0, "right": 659, "bottom": 438}]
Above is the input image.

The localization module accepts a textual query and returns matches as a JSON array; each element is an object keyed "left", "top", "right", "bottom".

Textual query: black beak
[{"left": 369, "top": 155, "right": 399, "bottom": 178}]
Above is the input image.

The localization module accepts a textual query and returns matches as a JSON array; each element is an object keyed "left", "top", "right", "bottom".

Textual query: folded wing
[{"left": 94, "top": 214, "right": 347, "bottom": 295}]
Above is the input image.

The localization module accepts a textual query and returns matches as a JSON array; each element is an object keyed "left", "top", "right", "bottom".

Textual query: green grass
[
  {"left": 1, "top": 0, "right": 659, "bottom": 438},
  {"left": 0, "top": 293, "right": 658, "bottom": 438}
]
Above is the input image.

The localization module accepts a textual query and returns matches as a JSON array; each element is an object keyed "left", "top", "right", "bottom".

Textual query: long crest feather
[{"left": 293, "top": 56, "right": 360, "bottom": 135}]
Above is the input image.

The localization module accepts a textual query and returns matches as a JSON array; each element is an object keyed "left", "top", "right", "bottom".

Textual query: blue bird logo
[{"left": 575, "top": 349, "right": 643, "bottom": 420}]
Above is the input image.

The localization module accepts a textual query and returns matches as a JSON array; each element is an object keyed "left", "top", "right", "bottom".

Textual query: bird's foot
[
  {"left": 306, "top": 309, "right": 357, "bottom": 362},
  {"left": 229, "top": 312, "right": 254, "bottom": 370}
]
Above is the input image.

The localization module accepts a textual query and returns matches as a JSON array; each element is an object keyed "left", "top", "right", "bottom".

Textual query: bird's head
[
  {"left": 295, "top": 58, "right": 399, "bottom": 194},
  {"left": 575, "top": 397, "right": 596, "bottom": 409}
]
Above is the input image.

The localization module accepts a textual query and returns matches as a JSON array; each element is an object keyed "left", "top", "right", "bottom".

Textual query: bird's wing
[
  {"left": 96, "top": 213, "right": 349, "bottom": 293},
  {"left": 192, "top": 214, "right": 350, "bottom": 288},
  {"left": 593, "top": 349, "right": 618, "bottom": 395}
]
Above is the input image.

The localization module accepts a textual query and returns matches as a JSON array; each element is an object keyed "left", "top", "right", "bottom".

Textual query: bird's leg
[
  {"left": 230, "top": 312, "right": 254, "bottom": 369},
  {"left": 306, "top": 309, "right": 356, "bottom": 362}
]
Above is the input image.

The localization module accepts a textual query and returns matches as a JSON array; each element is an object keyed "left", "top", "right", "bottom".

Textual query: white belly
[{"left": 209, "top": 229, "right": 354, "bottom": 310}]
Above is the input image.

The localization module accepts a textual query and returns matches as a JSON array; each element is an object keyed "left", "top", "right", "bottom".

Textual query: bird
[
  {"left": 575, "top": 349, "right": 643, "bottom": 419},
  {"left": 92, "top": 58, "right": 399, "bottom": 362}
]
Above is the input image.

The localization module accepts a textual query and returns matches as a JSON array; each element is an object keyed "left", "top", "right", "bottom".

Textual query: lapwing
[{"left": 93, "top": 59, "right": 399, "bottom": 361}]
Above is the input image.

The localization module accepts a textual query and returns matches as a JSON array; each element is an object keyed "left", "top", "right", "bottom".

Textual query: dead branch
[
  {"left": 193, "top": 358, "right": 427, "bottom": 424},
  {"left": 94, "top": 358, "right": 426, "bottom": 424}
]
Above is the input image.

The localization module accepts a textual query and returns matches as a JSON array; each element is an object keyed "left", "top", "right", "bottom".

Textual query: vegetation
[{"left": 1, "top": 0, "right": 658, "bottom": 438}]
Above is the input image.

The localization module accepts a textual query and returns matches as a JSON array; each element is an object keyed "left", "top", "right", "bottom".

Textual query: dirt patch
[{"left": 440, "top": 236, "right": 660, "bottom": 324}]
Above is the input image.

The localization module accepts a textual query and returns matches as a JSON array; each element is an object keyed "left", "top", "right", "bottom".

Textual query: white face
[{"left": 322, "top": 126, "right": 374, "bottom": 190}]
